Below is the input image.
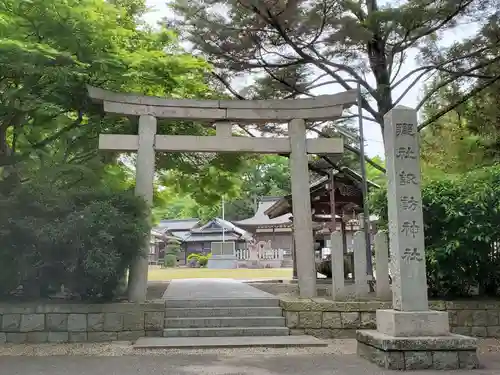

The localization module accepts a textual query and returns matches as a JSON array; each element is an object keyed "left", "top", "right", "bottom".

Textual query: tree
[
  {"left": 0, "top": 0, "right": 254, "bottom": 208},
  {"left": 419, "top": 16, "right": 500, "bottom": 167},
  {"left": 418, "top": 9, "right": 500, "bottom": 130},
  {"left": 165, "top": 238, "right": 182, "bottom": 254},
  {"left": 168, "top": 0, "right": 500, "bottom": 143},
  {"left": 419, "top": 112, "right": 492, "bottom": 176},
  {"left": 156, "top": 154, "right": 292, "bottom": 221},
  {"left": 155, "top": 150, "right": 388, "bottom": 222},
  {"left": 0, "top": 160, "right": 150, "bottom": 300},
  {"left": 365, "top": 155, "right": 385, "bottom": 185},
  {"left": 0, "top": 0, "right": 210, "bottom": 164},
  {"left": 371, "top": 165, "right": 500, "bottom": 297},
  {"left": 417, "top": 16, "right": 500, "bottom": 174},
  {"left": 223, "top": 154, "right": 292, "bottom": 220},
  {"left": 1, "top": 0, "right": 251, "bottom": 298}
]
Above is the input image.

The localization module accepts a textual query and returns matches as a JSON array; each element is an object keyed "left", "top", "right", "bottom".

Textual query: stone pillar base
[
  {"left": 356, "top": 330, "right": 479, "bottom": 370},
  {"left": 357, "top": 309, "right": 479, "bottom": 370},
  {"left": 376, "top": 309, "right": 450, "bottom": 337}
]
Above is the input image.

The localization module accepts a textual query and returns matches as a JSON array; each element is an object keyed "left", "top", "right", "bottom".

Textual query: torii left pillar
[{"left": 128, "top": 115, "right": 156, "bottom": 303}]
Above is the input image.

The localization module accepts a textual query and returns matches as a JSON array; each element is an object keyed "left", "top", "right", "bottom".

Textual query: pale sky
[{"left": 143, "top": 0, "right": 475, "bottom": 157}]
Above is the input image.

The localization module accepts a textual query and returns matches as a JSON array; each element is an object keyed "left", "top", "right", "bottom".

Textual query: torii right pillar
[{"left": 356, "top": 106, "right": 479, "bottom": 370}]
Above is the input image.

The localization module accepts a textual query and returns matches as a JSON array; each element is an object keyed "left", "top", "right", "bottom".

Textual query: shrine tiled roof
[
  {"left": 156, "top": 218, "right": 200, "bottom": 232},
  {"left": 233, "top": 197, "right": 293, "bottom": 228},
  {"left": 183, "top": 232, "right": 242, "bottom": 243},
  {"left": 185, "top": 218, "right": 252, "bottom": 242}
]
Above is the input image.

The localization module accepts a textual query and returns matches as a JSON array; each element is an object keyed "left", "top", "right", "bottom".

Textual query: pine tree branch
[
  {"left": 211, "top": 72, "right": 246, "bottom": 100},
  {"left": 418, "top": 74, "right": 500, "bottom": 132},
  {"left": 238, "top": 58, "right": 307, "bottom": 69},
  {"left": 391, "top": 44, "right": 495, "bottom": 90},
  {"left": 210, "top": 73, "right": 258, "bottom": 137},
  {"left": 212, "top": 68, "right": 383, "bottom": 169},
  {"left": 392, "top": 0, "right": 475, "bottom": 53},
  {"left": 308, "top": 126, "right": 386, "bottom": 173},
  {"left": 300, "top": 0, "right": 333, "bottom": 49},
  {"left": 241, "top": 2, "right": 381, "bottom": 123},
  {"left": 415, "top": 55, "right": 500, "bottom": 111},
  {"left": 262, "top": 65, "right": 313, "bottom": 98},
  {"left": 388, "top": 50, "right": 406, "bottom": 85}
]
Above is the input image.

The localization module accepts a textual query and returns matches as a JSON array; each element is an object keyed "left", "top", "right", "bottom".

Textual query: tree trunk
[{"left": 365, "top": 0, "right": 393, "bottom": 126}]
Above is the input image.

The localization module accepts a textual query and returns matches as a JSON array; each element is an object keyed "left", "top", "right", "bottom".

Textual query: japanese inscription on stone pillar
[{"left": 384, "top": 106, "right": 428, "bottom": 311}]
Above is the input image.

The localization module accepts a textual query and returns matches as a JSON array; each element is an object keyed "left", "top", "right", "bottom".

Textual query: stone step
[
  {"left": 165, "top": 298, "right": 279, "bottom": 308},
  {"left": 134, "top": 335, "right": 327, "bottom": 349},
  {"left": 163, "top": 326, "right": 290, "bottom": 337},
  {"left": 164, "top": 306, "right": 284, "bottom": 318},
  {"left": 165, "top": 316, "right": 286, "bottom": 328}
]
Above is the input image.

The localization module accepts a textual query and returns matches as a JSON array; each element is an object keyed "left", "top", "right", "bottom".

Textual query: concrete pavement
[
  {"left": 162, "top": 278, "right": 277, "bottom": 299},
  {"left": 1, "top": 344, "right": 500, "bottom": 375}
]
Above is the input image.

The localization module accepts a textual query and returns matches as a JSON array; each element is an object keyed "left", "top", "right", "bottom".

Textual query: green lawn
[{"left": 148, "top": 267, "right": 293, "bottom": 281}]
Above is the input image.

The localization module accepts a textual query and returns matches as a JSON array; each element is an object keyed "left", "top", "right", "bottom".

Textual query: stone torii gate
[{"left": 87, "top": 86, "right": 357, "bottom": 302}]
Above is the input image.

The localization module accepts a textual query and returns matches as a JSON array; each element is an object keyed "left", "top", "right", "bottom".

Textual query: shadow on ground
[{"left": 147, "top": 282, "right": 169, "bottom": 300}]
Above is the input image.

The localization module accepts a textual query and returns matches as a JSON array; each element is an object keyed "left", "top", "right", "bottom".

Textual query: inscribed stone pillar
[
  {"left": 330, "top": 231, "right": 345, "bottom": 300},
  {"left": 289, "top": 119, "right": 316, "bottom": 297},
  {"left": 353, "top": 231, "right": 369, "bottom": 297},
  {"left": 352, "top": 110, "right": 478, "bottom": 370},
  {"left": 374, "top": 231, "right": 391, "bottom": 300},
  {"left": 292, "top": 236, "right": 298, "bottom": 279},
  {"left": 278, "top": 248, "right": 284, "bottom": 261},
  {"left": 248, "top": 241, "right": 259, "bottom": 261},
  {"left": 383, "top": 106, "right": 428, "bottom": 311},
  {"left": 340, "top": 220, "right": 348, "bottom": 255},
  {"left": 128, "top": 115, "right": 156, "bottom": 303}
]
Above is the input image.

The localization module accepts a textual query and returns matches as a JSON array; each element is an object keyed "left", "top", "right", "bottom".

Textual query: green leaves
[
  {"left": 0, "top": 0, "right": 212, "bottom": 164},
  {"left": 0, "top": 165, "right": 150, "bottom": 299},
  {"left": 371, "top": 164, "right": 500, "bottom": 298},
  {"left": 154, "top": 154, "right": 292, "bottom": 222},
  {"left": 0, "top": 0, "right": 241, "bottom": 217}
]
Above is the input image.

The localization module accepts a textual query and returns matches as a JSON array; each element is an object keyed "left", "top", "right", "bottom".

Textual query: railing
[
  {"left": 261, "top": 248, "right": 284, "bottom": 260},
  {"left": 235, "top": 249, "right": 250, "bottom": 260}
]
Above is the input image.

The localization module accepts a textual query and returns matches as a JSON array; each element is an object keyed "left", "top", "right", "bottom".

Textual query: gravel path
[
  {"left": 1, "top": 339, "right": 500, "bottom": 375},
  {"left": 0, "top": 338, "right": 498, "bottom": 357},
  {"left": 0, "top": 339, "right": 355, "bottom": 357}
]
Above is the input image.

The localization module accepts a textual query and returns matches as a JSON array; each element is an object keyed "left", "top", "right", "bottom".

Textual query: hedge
[
  {"left": 371, "top": 165, "right": 500, "bottom": 298},
  {"left": 0, "top": 178, "right": 149, "bottom": 301}
]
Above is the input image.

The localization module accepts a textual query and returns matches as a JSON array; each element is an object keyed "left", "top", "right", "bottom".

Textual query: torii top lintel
[{"left": 87, "top": 86, "right": 357, "bottom": 122}]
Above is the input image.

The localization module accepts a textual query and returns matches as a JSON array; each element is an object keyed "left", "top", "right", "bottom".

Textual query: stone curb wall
[
  {"left": 0, "top": 302, "right": 165, "bottom": 344},
  {"left": 280, "top": 298, "right": 500, "bottom": 339}
]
